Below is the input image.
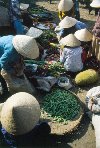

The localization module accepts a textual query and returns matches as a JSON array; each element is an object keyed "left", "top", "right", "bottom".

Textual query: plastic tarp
[{"left": 0, "top": 6, "right": 10, "bottom": 26}]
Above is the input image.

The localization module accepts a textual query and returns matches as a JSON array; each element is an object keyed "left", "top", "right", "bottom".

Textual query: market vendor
[
  {"left": 72, "top": 0, "right": 80, "bottom": 20},
  {"left": 58, "top": 0, "right": 74, "bottom": 20},
  {"left": 55, "top": 16, "right": 87, "bottom": 41},
  {"left": 74, "top": 28, "right": 93, "bottom": 63},
  {"left": 59, "top": 34, "right": 83, "bottom": 72},
  {"left": 0, "top": 35, "right": 39, "bottom": 94},
  {"left": 9, "top": 0, "right": 31, "bottom": 34},
  {"left": 0, "top": 92, "right": 51, "bottom": 148},
  {"left": 86, "top": 86, "right": 100, "bottom": 148},
  {"left": 90, "top": 0, "right": 100, "bottom": 61}
]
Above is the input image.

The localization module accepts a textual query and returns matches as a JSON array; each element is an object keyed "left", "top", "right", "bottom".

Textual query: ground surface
[
  {"left": 0, "top": 1, "right": 99, "bottom": 147},
  {"left": 35, "top": 0, "right": 99, "bottom": 148}
]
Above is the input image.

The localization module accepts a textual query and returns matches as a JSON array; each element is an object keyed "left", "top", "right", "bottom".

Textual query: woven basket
[{"left": 40, "top": 90, "right": 83, "bottom": 135}]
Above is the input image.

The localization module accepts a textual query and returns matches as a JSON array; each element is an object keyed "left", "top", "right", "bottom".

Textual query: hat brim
[
  {"left": 20, "top": 3, "right": 29, "bottom": 10},
  {"left": 0, "top": 103, "right": 4, "bottom": 121},
  {"left": 90, "top": 1, "right": 100, "bottom": 8},
  {"left": 1, "top": 92, "right": 40, "bottom": 135},
  {"left": 59, "top": 16, "right": 77, "bottom": 29},
  {"left": 26, "top": 27, "right": 43, "bottom": 38},
  {"left": 60, "top": 34, "right": 81, "bottom": 47},
  {"left": 58, "top": 0, "right": 74, "bottom": 11},
  {"left": 74, "top": 29, "right": 93, "bottom": 42},
  {"left": 13, "top": 35, "right": 39, "bottom": 59}
]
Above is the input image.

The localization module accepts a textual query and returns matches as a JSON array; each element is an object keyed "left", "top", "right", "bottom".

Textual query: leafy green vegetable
[{"left": 41, "top": 89, "right": 80, "bottom": 124}]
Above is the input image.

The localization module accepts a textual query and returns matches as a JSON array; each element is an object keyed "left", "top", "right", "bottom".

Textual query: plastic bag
[
  {"left": 1, "top": 69, "right": 35, "bottom": 94},
  {"left": 34, "top": 76, "right": 57, "bottom": 92},
  {"left": 57, "top": 76, "right": 72, "bottom": 90},
  {"left": 92, "top": 114, "right": 100, "bottom": 148},
  {"left": 86, "top": 86, "right": 100, "bottom": 113}
]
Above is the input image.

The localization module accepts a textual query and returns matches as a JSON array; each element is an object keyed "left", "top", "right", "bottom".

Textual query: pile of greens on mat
[{"left": 41, "top": 89, "right": 81, "bottom": 124}]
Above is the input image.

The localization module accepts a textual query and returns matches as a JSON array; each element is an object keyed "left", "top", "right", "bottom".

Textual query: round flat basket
[{"left": 40, "top": 89, "right": 83, "bottom": 135}]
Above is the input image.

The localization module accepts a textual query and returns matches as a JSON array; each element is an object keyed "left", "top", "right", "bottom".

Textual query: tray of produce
[
  {"left": 33, "top": 22, "right": 56, "bottom": 30},
  {"left": 40, "top": 88, "right": 83, "bottom": 134},
  {"left": 29, "top": 7, "right": 53, "bottom": 21},
  {"left": 37, "top": 30, "right": 57, "bottom": 48}
]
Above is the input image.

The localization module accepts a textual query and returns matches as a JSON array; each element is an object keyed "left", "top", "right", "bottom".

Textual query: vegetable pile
[
  {"left": 24, "top": 60, "right": 66, "bottom": 77},
  {"left": 37, "top": 30, "right": 57, "bottom": 48},
  {"left": 29, "top": 6, "right": 53, "bottom": 21},
  {"left": 41, "top": 89, "right": 81, "bottom": 124}
]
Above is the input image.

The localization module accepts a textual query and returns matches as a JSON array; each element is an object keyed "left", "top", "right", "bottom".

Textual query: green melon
[{"left": 75, "top": 69, "right": 99, "bottom": 86}]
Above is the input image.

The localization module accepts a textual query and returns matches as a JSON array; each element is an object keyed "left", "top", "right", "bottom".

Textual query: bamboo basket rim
[{"left": 40, "top": 89, "right": 84, "bottom": 135}]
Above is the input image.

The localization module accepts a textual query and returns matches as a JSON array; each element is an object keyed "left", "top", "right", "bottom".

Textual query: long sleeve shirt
[
  {"left": 55, "top": 21, "right": 87, "bottom": 39},
  {"left": 1, "top": 122, "right": 51, "bottom": 148},
  {"left": 60, "top": 46, "right": 83, "bottom": 72},
  {"left": 0, "top": 35, "right": 22, "bottom": 74}
]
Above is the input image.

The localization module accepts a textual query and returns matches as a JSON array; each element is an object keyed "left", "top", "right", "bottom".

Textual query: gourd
[{"left": 75, "top": 69, "right": 99, "bottom": 86}]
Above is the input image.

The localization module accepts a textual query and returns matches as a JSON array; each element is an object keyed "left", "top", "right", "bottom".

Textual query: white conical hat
[
  {"left": 59, "top": 16, "right": 77, "bottom": 29},
  {"left": 90, "top": 0, "right": 100, "bottom": 8},
  {"left": 12, "top": 35, "right": 39, "bottom": 59},
  {"left": 74, "top": 28, "right": 93, "bottom": 42},
  {"left": 1, "top": 92, "right": 40, "bottom": 135},
  {"left": 26, "top": 27, "right": 43, "bottom": 38},
  {"left": 60, "top": 34, "right": 81, "bottom": 47},
  {"left": 58, "top": 0, "right": 74, "bottom": 11},
  {"left": 20, "top": 3, "right": 29, "bottom": 10}
]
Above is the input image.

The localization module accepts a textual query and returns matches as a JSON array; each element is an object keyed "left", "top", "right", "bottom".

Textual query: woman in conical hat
[
  {"left": 55, "top": 16, "right": 87, "bottom": 41},
  {"left": 90, "top": 0, "right": 100, "bottom": 61},
  {"left": 26, "top": 27, "right": 44, "bottom": 59},
  {"left": 9, "top": 0, "right": 32, "bottom": 34},
  {"left": 59, "top": 34, "right": 83, "bottom": 72},
  {"left": 74, "top": 28, "right": 93, "bottom": 63},
  {"left": 0, "top": 92, "right": 51, "bottom": 147},
  {"left": 58, "top": 0, "right": 74, "bottom": 20},
  {"left": 0, "top": 34, "right": 40, "bottom": 94}
]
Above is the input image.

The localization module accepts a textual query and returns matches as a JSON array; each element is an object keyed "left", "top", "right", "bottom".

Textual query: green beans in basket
[{"left": 41, "top": 89, "right": 80, "bottom": 124}]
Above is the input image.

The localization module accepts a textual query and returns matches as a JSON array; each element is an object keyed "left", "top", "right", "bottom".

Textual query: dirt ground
[
  {"left": 0, "top": 1, "right": 99, "bottom": 148},
  {"left": 34, "top": 0, "right": 99, "bottom": 148}
]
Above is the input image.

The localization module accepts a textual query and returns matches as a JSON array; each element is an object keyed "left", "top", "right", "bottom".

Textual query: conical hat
[
  {"left": 74, "top": 28, "right": 93, "bottom": 42},
  {"left": 59, "top": 16, "right": 77, "bottom": 29},
  {"left": 90, "top": 0, "right": 100, "bottom": 8},
  {"left": 26, "top": 27, "right": 43, "bottom": 38},
  {"left": 20, "top": 3, "right": 29, "bottom": 10},
  {"left": 60, "top": 34, "right": 81, "bottom": 47},
  {"left": 0, "top": 103, "right": 4, "bottom": 120},
  {"left": 13, "top": 35, "right": 39, "bottom": 59},
  {"left": 58, "top": 0, "right": 74, "bottom": 11},
  {"left": 1, "top": 92, "right": 40, "bottom": 135}
]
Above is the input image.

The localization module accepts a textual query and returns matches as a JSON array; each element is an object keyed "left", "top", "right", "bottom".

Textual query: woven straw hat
[
  {"left": 59, "top": 16, "right": 77, "bottom": 29},
  {"left": 0, "top": 92, "right": 40, "bottom": 135},
  {"left": 20, "top": 3, "right": 29, "bottom": 10},
  {"left": 74, "top": 28, "right": 93, "bottom": 42},
  {"left": 58, "top": 0, "right": 74, "bottom": 12},
  {"left": 13, "top": 35, "right": 39, "bottom": 59},
  {"left": 26, "top": 27, "right": 43, "bottom": 38},
  {"left": 60, "top": 34, "right": 81, "bottom": 47},
  {"left": 90, "top": 0, "right": 100, "bottom": 8}
]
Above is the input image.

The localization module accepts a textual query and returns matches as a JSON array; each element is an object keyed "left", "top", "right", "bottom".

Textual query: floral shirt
[{"left": 92, "top": 9, "right": 100, "bottom": 38}]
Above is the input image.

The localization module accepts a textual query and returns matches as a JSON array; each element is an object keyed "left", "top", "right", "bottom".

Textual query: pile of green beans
[{"left": 41, "top": 89, "right": 80, "bottom": 124}]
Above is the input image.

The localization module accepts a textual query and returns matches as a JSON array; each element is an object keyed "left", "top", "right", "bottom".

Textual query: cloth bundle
[
  {"left": 86, "top": 86, "right": 100, "bottom": 148},
  {"left": 1, "top": 69, "right": 35, "bottom": 94}
]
